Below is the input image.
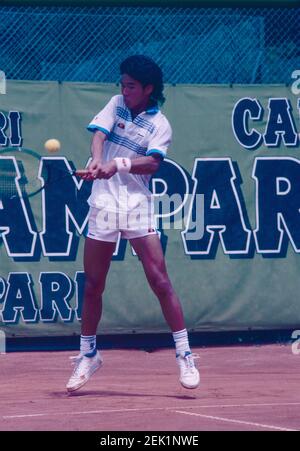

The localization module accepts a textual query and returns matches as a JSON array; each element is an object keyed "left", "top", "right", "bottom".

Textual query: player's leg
[
  {"left": 130, "top": 234, "right": 184, "bottom": 331},
  {"left": 130, "top": 234, "right": 200, "bottom": 389},
  {"left": 81, "top": 237, "right": 116, "bottom": 336},
  {"left": 66, "top": 237, "right": 116, "bottom": 392}
]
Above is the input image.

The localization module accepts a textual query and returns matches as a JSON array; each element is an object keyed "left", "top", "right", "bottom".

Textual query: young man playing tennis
[{"left": 66, "top": 55, "right": 200, "bottom": 392}]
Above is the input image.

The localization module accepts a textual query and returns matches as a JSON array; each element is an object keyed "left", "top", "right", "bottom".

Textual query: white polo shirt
[{"left": 87, "top": 95, "right": 172, "bottom": 213}]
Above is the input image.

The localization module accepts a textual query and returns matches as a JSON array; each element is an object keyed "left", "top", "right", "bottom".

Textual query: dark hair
[{"left": 120, "top": 55, "right": 165, "bottom": 105}]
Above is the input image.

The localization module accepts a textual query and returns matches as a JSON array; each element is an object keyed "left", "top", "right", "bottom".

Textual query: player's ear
[{"left": 144, "top": 84, "right": 154, "bottom": 97}]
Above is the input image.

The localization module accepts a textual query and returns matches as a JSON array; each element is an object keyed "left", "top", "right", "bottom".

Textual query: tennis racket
[{"left": 0, "top": 146, "right": 88, "bottom": 202}]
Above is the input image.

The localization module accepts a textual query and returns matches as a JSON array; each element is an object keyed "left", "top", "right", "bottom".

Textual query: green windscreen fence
[
  {"left": 0, "top": 4, "right": 299, "bottom": 84},
  {"left": 1, "top": 81, "right": 300, "bottom": 337}
]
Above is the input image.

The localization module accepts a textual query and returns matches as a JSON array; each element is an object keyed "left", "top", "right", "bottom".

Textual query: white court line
[
  {"left": 3, "top": 401, "right": 300, "bottom": 421},
  {"left": 3, "top": 415, "right": 41, "bottom": 419},
  {"left": 174, "top": 410, "right": 298, "bottom": 432},
  {"left": 2, "top": 407, "right": 165, "bottom": 419},
  {"left": 185, "top": 402, "right": 300, "bottom": 409}
]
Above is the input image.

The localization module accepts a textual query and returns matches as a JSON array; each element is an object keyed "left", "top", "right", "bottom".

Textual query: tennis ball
[{"left": 44, "top": 138, "right": 61, "bottom": 153}]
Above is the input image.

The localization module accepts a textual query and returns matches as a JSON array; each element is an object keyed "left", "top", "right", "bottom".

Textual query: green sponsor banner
[{"left": 1, "top": 80, "right": 300, "bottom": 337}]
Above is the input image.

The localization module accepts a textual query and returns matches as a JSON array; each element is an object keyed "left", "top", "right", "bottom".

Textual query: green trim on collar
[{"left": 146, "top": 105, "right": 159, "bottom": 114}]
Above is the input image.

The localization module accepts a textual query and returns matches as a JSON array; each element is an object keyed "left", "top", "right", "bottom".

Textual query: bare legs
[
  {"left": 81, "top": 237, "right": 115, "bottom": 335},
  {"left": 130, "top": 234, "right": 186, "bottom": 332},
  {"left": 76, "top": 234, "right": 198, "bottom": 392},
  {"left": 81, "top": 234, "right": 185, "bottom": 334}
]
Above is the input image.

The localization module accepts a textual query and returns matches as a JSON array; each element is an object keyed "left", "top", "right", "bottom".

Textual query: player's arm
[
  {"left": 84, "top": 96, "right": 119, "bottom": 179},
  {"left": 98, "top": 151, "right": 164, "bottom": 178},
  {"left": 128, "top": 155, "right": 161, "bottom": 174},
  {"left": 85, "top": 130, "right": 107, "bottom": 179},
  {"left": 96, "top": 155, "right": 161, "bottom": 179},
  {"left": 91, "top": 130, "right": 107, "bottom": 160}
]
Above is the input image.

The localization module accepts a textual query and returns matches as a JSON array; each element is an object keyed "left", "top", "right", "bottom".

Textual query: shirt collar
[{"left": 146, "top": 105, "right": 159, "bottom": 114}]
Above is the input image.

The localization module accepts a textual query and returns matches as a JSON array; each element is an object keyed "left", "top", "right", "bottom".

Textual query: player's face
[{"left": 121, "top": 74, "right": 153, "bottom": 114}]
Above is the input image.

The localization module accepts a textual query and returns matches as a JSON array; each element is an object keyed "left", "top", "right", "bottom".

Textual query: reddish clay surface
[{"left": 0, "top": 344, "right": 299, "bottom": 431}]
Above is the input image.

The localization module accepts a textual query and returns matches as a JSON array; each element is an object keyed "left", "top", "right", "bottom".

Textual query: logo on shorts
[{"left": 117, "top": 122, "right": 125, "bottom": 129}]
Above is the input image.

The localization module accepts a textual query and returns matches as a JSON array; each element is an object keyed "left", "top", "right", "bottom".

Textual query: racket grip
[{"left": 75, "top": 169, "right": 89, "bottom": 177}]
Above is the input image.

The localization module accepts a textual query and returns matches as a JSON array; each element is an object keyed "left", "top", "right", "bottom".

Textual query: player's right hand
[{"left": 84, "top": 159, "right": 102, "bottom": 180}]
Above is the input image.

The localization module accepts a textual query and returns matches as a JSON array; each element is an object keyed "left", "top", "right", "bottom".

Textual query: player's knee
[
  {"left": 150, "top": 276, "right": 173, "bottom": 298},
  {"left": 85, "top": 277, "right": 105, "bottom": 297}
]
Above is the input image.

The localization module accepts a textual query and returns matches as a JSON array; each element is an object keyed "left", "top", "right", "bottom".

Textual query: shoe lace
[
  {"left": 181, "top": 353, "right": 197, "bottom": 374},
  {"left": 69, "top": 353, "right": 85, "bottom": 376},
  {"left": 69, "top": 353, "right": 83, "bottom": 363}
]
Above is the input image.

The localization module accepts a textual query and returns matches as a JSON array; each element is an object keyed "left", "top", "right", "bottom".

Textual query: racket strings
[
  {"left": 0, "top": 160, "right": 26, "bottom": 200},
  {"left": 0, "top": 148, "right": 84, "bottom": 202},
  {"left": 0, "top": 153, "right": 48, "bottom": 200}
]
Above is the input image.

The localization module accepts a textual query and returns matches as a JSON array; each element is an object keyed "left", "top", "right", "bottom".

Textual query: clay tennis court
[{"left": 1, "top": 343, "right": 299, "bottom": 431}]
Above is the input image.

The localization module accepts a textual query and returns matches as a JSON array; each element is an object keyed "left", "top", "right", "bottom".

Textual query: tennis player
[{"left": 66, "top": 55, "right": 200, "bottom": 392}]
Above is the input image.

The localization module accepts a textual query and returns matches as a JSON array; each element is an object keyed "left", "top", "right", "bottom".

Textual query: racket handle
[{"left": 75, "top": 169, "right": 89, "bottom": 177}]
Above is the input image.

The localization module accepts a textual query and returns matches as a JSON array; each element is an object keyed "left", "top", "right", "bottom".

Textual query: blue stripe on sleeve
[
  {"left": 86, "top": 125, "right": 110, "bottom": 135},
  {"left": 146, "top": 149, "right": 166, "bottom": 159}
]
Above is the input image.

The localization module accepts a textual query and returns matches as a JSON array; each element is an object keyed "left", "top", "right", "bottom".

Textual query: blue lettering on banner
[
  {"left": 0, "top": 112, "right": 8, "bottom": 146},
  {"left": 252, "top": 157, "right": 300, "bottom": 256},
  {"left": 8, "top": 112, "right": 22, "bottom": 147},
  {"left": 232, "top": 97, "right": 299, "bottom": 150},
  {"left": 0, "top": 111, "right": 22, "bottom": 146},
  {"left": 182, "top": 158, "right": 252, "bottom": 258},
  {"left": 0, "top": 157, "right": 37, "bottom": 258},
  {"left": 39, "top": 272, "right": 74, "bottom": 322},
  {"left": 0, "top": 273, "right": 38, "bottom": 323},
  {"left": 0, "top": 271, "right": 85, "bottom": 324},
  {"left": 0, "top": 277, "right": 6, "bottom": 302},
  {"left": 264, "top": 99, "right": 298, "bottom": 147},
  {"left": 232, "top": 97, "right": 263, "bottom": 150}
]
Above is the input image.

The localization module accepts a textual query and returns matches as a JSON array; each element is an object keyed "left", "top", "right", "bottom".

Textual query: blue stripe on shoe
[
  {"left": 84, "top": 349, "right": 97, "bottom": 358},
  {"left": 176, "top": 351, "right": 192, "bottom": 358}
]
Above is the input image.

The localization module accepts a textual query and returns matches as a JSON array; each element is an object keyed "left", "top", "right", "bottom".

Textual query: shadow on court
[{"left": 51, "top": 390, "right": 197, "bottom": 400}]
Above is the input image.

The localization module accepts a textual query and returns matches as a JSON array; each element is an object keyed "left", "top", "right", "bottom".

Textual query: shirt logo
[{"left": 117, "top": 122, "right": 125, "bottom": 129}]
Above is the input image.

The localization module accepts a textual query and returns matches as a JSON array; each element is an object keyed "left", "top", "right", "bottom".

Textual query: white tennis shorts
[{"left": 86, "top": 206, "right": 158, "bottom": 242}]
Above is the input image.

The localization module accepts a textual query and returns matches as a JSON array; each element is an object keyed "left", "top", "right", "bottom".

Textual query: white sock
[
  {"left": 172, "top": 329, "right": 191, "bottom": 356},
  {"left": 80, "top": 335, "right": 97, "bottom": 357}
]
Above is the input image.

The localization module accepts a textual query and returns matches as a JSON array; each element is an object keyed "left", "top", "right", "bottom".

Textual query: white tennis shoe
[
  {"left": 66, "top": 351, "right": 103, "bottom": 392},
  {"left": 176, "top": 351, "right": 200, "bottom": 389}
]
